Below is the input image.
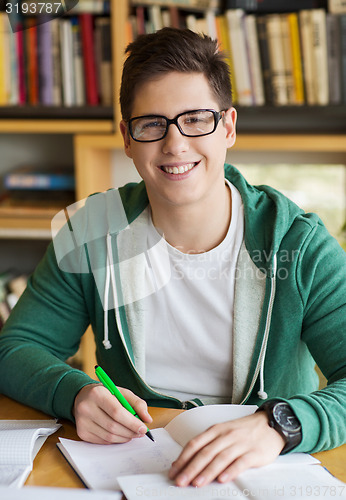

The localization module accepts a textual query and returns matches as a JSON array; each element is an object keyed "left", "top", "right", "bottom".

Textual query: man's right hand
[{"left": 73, "top": 383, "right": 153, "bottom": 444}]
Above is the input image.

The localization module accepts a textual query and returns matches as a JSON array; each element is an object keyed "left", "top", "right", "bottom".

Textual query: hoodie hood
[{"left": 223, "top": 164, "right": 305, "bottom": 276}]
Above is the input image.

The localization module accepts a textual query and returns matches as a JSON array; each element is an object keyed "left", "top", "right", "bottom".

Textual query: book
[
  {"left": 288, "top": 12, "right": 305, "bottom": 105},
  {"left": 266, "top": 14, "right": 288, "bottom": 106},
  {"left": 3, "top": 166, "right": 75, "bottom": 191},
  {"left": 60, "top": 19, "right": 75, "bottom": 106},
  {"left": 244, "top": 13, "right": 265, "bottom": 106},
  {"left": 71, "top": 16, "right": 86, "bottom": 106},
  {"left": 0, "top": 13, "right": 8, "bottom": 105},
  {"left": 0, "top": 420, "right": 61, "bottom": 487},
  {"left": 311, "top": 8, "right": 329, "bottom": 106},
  {"left": 224, "top": 0, "right": 325, "bottom": 11},
  {"left": 326, "top": 13, "right": 342, "bottom": 105},
  {"left": 130, "top": 0, "right": 221, "bottom": 10},
  {"left": 37, "top": 19, "right": 54, "bottom": 105},
  {"left": 80, "top": 13, "right": 99, "bottom": 105},
  {"left": 329, "top": 0, "right": 346, "bottom": 13},
  {"left": 341, "top": 15, "right": 346, "bottom": 103},
  {"left": 225, "top": 9, "right": 253, "bottom": 106},
  {"left": 256, "top": 15, "right": 273, "bottom": 104},
  {"left": 26, "top": 18, "right": 39, "bottom": 105},
  {"left": 280, "top": 14, "right": 295, "bottom": 105},
  {"left": 299, "top": 10, "right": 316, "bottom": 105},
  {"left": 51, "top": 18, "right": 62, "bottom": 106},
  {"left": 57, "top": 404, "right": 321, "bottom": 492}
]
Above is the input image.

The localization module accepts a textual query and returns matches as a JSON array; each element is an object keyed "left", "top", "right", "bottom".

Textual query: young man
[{"left": 0, "top": 28, "right": 345, "bottom": 488}]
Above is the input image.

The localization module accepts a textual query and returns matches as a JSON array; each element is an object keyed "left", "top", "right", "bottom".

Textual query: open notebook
[
  {"left": 0, "top": 420, "right": 61, "bottom": 488},
  {"left": 57, "top": 404, "right": 319, "bottom": 491}
]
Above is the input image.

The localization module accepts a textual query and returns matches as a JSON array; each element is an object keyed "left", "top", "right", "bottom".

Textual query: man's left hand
[{"left": 168, "top": 412, "right": 285, "bottom": 487}]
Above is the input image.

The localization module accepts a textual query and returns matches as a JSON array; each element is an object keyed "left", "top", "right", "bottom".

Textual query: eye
[
  {"left": 142, "top": 118, "right": 166, "bottom": 129},
  {"left": 183, "top": 112, "right": 212, "bottom": 125}
]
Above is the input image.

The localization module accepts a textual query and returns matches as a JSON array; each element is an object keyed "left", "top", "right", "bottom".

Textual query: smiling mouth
[{"left": 160, "top": 162, "right": 199, "bottom": 174}]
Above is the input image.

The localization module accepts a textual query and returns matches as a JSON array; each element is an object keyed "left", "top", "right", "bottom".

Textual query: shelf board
[
  {"left": 0, "top": 105, "right": 113, "bottom": 119},
  {"left": 234, "top": 134, "right": 346, "bottom": 152},
  {"left": 0, "top": 119, "right": 114, "bottom": 134},
  {"left": 0, "top": 105, "right": 114, "bottom": 133},
  {"left": 236, "top": 105, "right": 346, "bottom": 134}
]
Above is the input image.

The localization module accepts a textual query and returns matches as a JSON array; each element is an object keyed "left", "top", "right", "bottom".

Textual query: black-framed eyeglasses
[{"left": 128, "top": 109, "right": 227, "bottom": 143}]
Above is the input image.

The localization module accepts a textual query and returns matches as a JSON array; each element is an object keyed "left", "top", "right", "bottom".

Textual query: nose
[{"left": 161, "top": 122, "right": 189, "bottom": 156}]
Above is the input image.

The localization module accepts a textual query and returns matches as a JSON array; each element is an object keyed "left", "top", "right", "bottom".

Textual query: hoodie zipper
[{"left": 239, "top": 253, "right": 277, "bottom": 404}]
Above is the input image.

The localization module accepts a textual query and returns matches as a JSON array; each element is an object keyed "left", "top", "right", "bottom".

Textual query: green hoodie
[{"left": 0, "top": 164, "right": 345, "bottom": 455}]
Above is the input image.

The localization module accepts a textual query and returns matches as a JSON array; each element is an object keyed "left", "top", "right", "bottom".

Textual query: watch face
[{"left": 273, "top": 403, "right": 302, "bottom": 432}]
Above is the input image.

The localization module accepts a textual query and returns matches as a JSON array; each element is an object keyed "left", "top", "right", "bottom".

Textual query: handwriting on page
[{"left": 59, "top": 428, "right": 182, "bottom": 491}]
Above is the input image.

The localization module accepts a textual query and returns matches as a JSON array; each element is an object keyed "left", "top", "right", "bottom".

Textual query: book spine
[
  {"left": 288, "top": 12, "right": 305, "bottom": 105},
  {"left": 280, "top": 14, "right": 295, "bottom": 105},
  {"left": 224, "top": 0, "right": 319, "bottom": 10},
  {"left": 245, "top": 14, "right": 265, "bottom": 106},
  {"left": 96, "top": 17, "right": 112, "bottom": 106},
  {"left": 38, "top": 20, "right": 54, "bottom": 105},
  {"left": 311, "top": 9, "right": 329, "bottom": 106},
  {"left": 71, "top": 17, "right": 86, "bottom": 107},
  {"left": 16, "top": 27, "right": 26, "bottom": 104},
  {"left": 256, "top": 15, "right": 273, "bottom": 105},
  {"left": 27, "top": 19, "right": 39, "bottom": 105},
  {"left": 131, "top": 0, "right": 220, "bottom": 8},
  {"left": 266, "top": 14, "right": 288, "bottom": 105},
  {"left": 148, "top": 5, "right": 164, "bottom": 31},
  {"left": 226, "top": 9, "right": 253, "bottom": 106},
  {"left": 60, "top": 19, "right": 75, "bottom": 106},
  {"left": 0, "top": 13, "right": 8, "bottom": 105},
  {"left": 340, "top": 15, "right": 346, "bottom": 103},
  {"left": 299, "top": 10, "right": 316, "bottom": 105},
  {"left": 80, "top": 13, "right": 99, "bottom": 105},
  {"left": 328, "top": 0, "right": 346, "bottom": 14},
  {"left": 8, "top": 19, "right": 18, "bottom": 105},
  {"left": 326, "top": 13, "right": 342, "bottom": 105},
  {"left": 136, "top": 6, "right": 146, "bottom": 35},
  {"left": 51, "top": 19, "right": 62, "bottom": 106}
]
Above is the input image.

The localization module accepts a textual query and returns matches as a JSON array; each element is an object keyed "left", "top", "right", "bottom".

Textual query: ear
[
  {"left": 224, "top": 107, "right": 237, "bottom": 149},
  {"left": 120, "top": 120, "right": 133, "bottom": 159}
]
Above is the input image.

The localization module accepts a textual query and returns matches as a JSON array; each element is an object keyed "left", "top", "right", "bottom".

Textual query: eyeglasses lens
[{"left": 130, "top": 110, "right": 216, "bottom": 142}]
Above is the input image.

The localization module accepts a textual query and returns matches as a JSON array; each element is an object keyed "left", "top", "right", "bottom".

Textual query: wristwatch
[{"left": 256, "top": 400, "right": 302, "bottom": 454}]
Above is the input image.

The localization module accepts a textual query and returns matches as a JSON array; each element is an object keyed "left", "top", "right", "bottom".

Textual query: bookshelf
[{"left": 1, "top": 0, "right": 346, "bottom": 376}]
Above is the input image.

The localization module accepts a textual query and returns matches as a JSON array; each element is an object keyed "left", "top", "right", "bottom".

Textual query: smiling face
[{"left": 120, "top": 71, "right": 237, "bottom": 213}]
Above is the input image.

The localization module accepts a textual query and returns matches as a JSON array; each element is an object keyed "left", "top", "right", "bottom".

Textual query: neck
[{"left": 150, "top": 181, "right": 232, "bottom": 254}]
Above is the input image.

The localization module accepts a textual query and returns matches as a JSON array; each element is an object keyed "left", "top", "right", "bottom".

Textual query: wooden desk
[{"left": 0, "top": 395, "right": 345, "bottom": 489}]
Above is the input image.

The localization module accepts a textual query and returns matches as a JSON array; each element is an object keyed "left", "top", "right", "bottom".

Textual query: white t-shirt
[{"left": 144, "top": 180, "right": 244, "bottom": 402}]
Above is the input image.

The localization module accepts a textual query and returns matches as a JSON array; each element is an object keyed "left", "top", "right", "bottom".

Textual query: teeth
[{"left": 162, "top": 163, "right": 196, "bottom": 174}]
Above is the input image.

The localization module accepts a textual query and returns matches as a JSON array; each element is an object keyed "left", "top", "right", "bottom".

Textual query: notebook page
[
  {"left": 118, "top": 471, "right": 243, "bottom": 499},
  {"left": 164, "top": 404, "right": 258, "bottom": 447},
  {"left": 118, "top": 465, "right": 346, "bottom": 500},
  {"left": 58, "top": 429, "right": 182, "bottom": 491},
  {"left": 0, "top": 465, "right": 31, "bottom": 488},
  {"left": 0, "top": 423, "right": 61, "bottom": 465}
]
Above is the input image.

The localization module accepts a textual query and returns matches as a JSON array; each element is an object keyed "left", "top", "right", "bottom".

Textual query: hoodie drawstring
[
  {"left": 257, "top": 253, "right": 277, "bottom": 400},
  {"left": 103, "top": 233, "right": 114, "bottom": 350}
]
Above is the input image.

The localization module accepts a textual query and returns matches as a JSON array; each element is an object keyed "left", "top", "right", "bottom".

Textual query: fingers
[
  {"left": 73, "top": 384, "right": 151, "bottom": 444},
  {"left": 169, "top": 412, "right": 285, "bottom": 488},
  {"left": 121, "top": 388, "right": 153, "bottom": 424}
]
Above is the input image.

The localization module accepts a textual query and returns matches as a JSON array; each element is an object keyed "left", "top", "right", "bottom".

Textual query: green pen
[{"left": 94, "top": 365, "right": 155, "bottom": 442}]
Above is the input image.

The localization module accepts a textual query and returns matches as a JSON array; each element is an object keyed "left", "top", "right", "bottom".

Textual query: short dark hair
[{"left": 120, "top": 27, "right": 232, "bottom": 122}]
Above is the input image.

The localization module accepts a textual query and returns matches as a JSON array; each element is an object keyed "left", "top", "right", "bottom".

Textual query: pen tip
[{"left": 146, "top": 430, "right": 155, "bottom": 442}]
